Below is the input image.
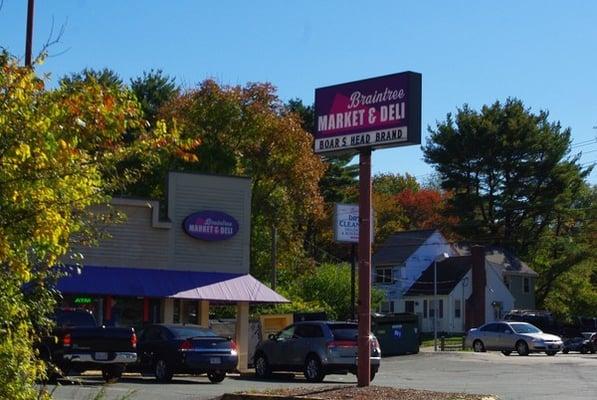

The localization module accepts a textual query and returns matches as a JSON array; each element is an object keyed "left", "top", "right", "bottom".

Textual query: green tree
[
  {"left": 373, "top": 172, "right": 419, "bottom": 196},
  {"left": 264, "top": 263, "right": 384, "bottom": 320},
  {"left": 157, "top": 81, "right": 325, "bottom": 281},
  {"left": 131, "top": 69, "right": 179, "bottom": 125},
  {"left": 60, "top": 67, "right": 124, "bottom": 88},
  {"left": 423, "top": 98, "right": 594, "bottom": 312},
  {"left": 424, "top": 99, "right": 590, "bottom": 254}
]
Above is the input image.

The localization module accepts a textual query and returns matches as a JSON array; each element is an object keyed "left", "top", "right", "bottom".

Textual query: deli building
[{"left": 57, "top": 172, "right": 288, "bottom": 370}]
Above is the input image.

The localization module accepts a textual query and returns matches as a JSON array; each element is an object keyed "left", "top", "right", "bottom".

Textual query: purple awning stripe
[{"left": 57, "top": 266, "right": 288, "bottom": 303}]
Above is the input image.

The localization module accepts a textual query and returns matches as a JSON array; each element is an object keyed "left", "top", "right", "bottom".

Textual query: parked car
[
  {"left": 39, "top": 308, "right": 137, "bottom": 382},
  {"left": 465, "top": 321, "right": 563, "bottom": 356},
  {"left": 253, "top": 321, "right": 381, "bottom": 382},
  {"left": 562, "top": 336, "right": 593, "bottom": 354},
  {"left": 133, "top": 324, "right": 238, "bottom": 383}
]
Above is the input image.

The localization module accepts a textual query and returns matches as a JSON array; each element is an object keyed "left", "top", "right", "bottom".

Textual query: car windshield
[
  {"left": 328, "top": 323, "right": 358, "bottom": 341},
  {"left": 510, "top": 323, "right": 541, "bottom": 334},
  {"left": 169, "top": 326, "right": 217, "bottom": 339}
]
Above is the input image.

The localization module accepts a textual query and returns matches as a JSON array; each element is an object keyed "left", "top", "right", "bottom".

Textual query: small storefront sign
[
  {"left": 183, "top": 210, "right": 239, "bottom": 241},
  {"left": 74, "top": 296, "right": 93, "bottom": 305}
]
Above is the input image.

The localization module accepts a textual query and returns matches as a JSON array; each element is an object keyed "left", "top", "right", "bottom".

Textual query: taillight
[
  {"left": 63, "top": 333, "right": 72, "bottom": 347},
  {"left": 327, "top": 340, "right": 357, "bottom": 350},
  {"left": 371, "top": 337, "right": 380, "bottom": 350},
  {"left": 230, "top": 340, "right": 238, "bottom": 355},
  {"left": 131, "top": 333, "right": 137, "bottom": 349},
  {"left": 179, "top": 340, "right": 192, "bottom": 351}
]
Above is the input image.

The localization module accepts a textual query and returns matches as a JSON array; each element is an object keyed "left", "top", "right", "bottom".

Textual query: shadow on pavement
[{"left": 234, "top": 373, "right": 353, "bottom": 385}]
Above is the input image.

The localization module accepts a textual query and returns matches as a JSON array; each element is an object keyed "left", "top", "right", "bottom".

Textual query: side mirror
[
  {"left": 504, "top": 330, "right": 512, "bottom": 334},
  {"left": 268, "top": 333, "right": 276, "bottom": 341}
]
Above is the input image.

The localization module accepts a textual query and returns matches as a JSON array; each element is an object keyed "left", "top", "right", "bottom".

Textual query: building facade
[{"left": 58, "top": 172, "right": 287, "bottom": 370}]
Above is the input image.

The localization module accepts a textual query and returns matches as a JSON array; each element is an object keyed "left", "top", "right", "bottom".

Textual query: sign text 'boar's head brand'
[
  {"left": 183, "top": 210, "right": 239, "bottom": 241},
  {"left": 314, "top": 71, "right": 421, "bottom": 154}
]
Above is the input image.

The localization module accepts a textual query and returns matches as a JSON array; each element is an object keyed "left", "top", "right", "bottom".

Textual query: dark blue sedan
[{"left": 135, "top": 324, "right": 238, "bottom": 383}]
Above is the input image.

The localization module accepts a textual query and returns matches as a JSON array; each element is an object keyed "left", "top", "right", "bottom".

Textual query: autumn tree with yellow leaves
[{"left": 0, "top": 52, "right": 197, "bottom": 399}]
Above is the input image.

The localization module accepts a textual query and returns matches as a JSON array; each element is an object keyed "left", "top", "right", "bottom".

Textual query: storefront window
[
  {"left": 109, "top": 297, "right": 144, "bottom": 330},
  {"left": 182, "top": 301, "right": 198, "bottom": 324},
  {"left": 149, "top": 298, "right": 162, "bottom": 323},
  {"left": 61, "top": 295, "right": 103, "bottom": 325},
  {"left": 173, "top": 299, "right": 181, "bottom": 323}
]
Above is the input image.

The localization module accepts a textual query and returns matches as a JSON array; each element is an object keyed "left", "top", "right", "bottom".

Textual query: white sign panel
[
  {"left": 333, "top": 204, "right": 374, "bottom": 243},
  {"left": 334, "top": 204, "right": 360, "bottom": 243}
]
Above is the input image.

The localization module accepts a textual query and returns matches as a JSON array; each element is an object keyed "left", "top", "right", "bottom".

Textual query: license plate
[
  {"left": 95, "top": 352, "right": 109, "bottom": 360},
  {"left": 209, "top": 357, "right": 221, "bottom": 364}
]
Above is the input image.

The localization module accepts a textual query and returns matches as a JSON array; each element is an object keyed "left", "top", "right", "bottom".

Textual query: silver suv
[{"left": 253, "top": 321, "right": 381, "bottom": 382}]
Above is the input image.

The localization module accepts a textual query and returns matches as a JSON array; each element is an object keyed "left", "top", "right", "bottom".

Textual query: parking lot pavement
[{"left": 47, "top": 352, "right": 596, "bottom": 400}]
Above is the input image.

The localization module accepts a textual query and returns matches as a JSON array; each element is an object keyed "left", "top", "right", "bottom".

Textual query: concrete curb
[{"left": 220, "top": 395, "right": 322, "bottom": 400}]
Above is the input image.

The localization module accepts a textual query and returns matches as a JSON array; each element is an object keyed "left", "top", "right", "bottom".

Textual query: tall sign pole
[
  {"left": 25, "top": 0, "right": 35, "bottom": 67},
  {"left": 357, "top": 148, "right": 372, "bottom": 386},
  {"left": 314, "top": 71, "right": 421, "bottom": 387}
]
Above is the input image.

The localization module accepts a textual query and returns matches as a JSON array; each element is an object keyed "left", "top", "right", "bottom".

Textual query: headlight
[{"left": 531, "top": 338, "right": 544, "bottom": 343}]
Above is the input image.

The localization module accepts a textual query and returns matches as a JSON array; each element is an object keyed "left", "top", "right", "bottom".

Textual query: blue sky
[{"left": 2, "top": 0, "right": 596, "bottom": 183}]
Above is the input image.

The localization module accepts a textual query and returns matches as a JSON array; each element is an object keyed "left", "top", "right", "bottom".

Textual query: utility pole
[
  {"left": 351, "top": 243, "right": 356, "bottom": 320},
  {"left": 270, "top": 226, "right": 277, "bottom": 290},
  {"left": 357, "top": 148, "right": 372, "bottom": 387},
  {"left": 25, "top": 0, "right": 35, "bottom": 67}
]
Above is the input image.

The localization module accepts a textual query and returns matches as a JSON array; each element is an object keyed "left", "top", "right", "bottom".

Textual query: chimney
[{"left": 465, "top": 245, "right": 486, "bottom": 329}]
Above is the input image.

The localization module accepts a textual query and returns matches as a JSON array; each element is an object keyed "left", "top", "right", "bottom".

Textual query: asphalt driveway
[{"left": 46, "top": 351, "right": 596, "bottom": 400}]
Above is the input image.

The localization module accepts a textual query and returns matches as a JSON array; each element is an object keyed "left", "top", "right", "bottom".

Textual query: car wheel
[
  {"left": 473, "top": 340, "right": 485, "bottom": 353},
  {"left": 254, "top": 353, "right": 271, "bottom": 378},
  {"left": 370, "top": 367, "right": 378, "bottom": 382},
  {"left": 304, "top": 355, "right": 325, "bottom": 383},
  {"left": 580, "top": 346, "right": 588, "bottom": 354},
  {"left": 154, "top": 359, "right": 173, "bottom": 383},
  {"left": 102, "top": 365, "right": 124, "bottom": 383},
  {"left": 546, "top": 351, "right": 557, "bottom": 356},
  {"left": 516, "top": 340, "right": 529, "bottom": 356},
  {"left": 562, "top": 349, "right": 569, "bottom": 354},
  {"left": 207, "top": 370, "right": 226, "bottom": 383},
  {"left": 501, "top": 350, "right": 512, "bottom": 356}
]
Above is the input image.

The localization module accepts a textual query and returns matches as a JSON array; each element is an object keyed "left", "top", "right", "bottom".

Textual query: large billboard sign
[{"left": 314, "top": 71, "right": 421, "bottom": 154}]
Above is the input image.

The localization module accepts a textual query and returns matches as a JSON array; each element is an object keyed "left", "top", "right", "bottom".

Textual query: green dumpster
[{"left": 372, "top": 313, "right": 419, "bottom": 356}]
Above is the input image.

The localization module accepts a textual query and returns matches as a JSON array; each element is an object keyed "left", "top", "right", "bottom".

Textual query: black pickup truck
[{"left": 39, "top": 308, "right": 137, "bottom": 382}]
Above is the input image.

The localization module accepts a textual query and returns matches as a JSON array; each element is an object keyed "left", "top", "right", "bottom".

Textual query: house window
[
  {"left": 423, "top": 300, "right": 428, "bottom": 318},
  {"left": 454, "top": 299, "right": 461, "bottom": 319},
  {"left": 523, "top": 277, "right": 530, "bottom": 294},
  {"left": 429, "top": 300, "right": 435, "bottom": 318},
  {"left": 503, "top": 276, "right": 510, "bottom": 290},
  {"left": 379, "top": 301, "right": 394, "bottom": 314},
  {"left": 439, "top": 299, "right": 444, "bottom": 319},
  {"left": 405, "top": 301, "right": 415, "bottom": 313},
  {"left": 376, "top": 267, "right": 393, "bottom": 284}
]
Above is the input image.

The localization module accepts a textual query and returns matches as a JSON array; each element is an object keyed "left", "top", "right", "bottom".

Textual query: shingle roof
[
  {"left": 372, "top": 229, "right": 438, "bottom": 266},
  {"left": 453, "top": 244, "right": 537, "bottom": 276},
  {"left": 404, "top": 256, "right": 472, "bottom": 296}
]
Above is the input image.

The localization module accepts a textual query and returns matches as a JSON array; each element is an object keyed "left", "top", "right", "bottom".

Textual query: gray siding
[
  {"left": 169, "top": 173, "right": 251, "bottom": 273},
  {"left": 70, "top": 172, "right": 252, "bottom": 274},
  {"left": 75, "top": 203, "right": 170, "bottom": 269},
  {"left": 507, "top": 275, "right": 536, "bottom": 309}
]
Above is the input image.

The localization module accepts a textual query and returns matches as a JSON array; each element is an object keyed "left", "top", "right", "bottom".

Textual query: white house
[
  {"left": 371, "top": 229, "right": 455, "bottom": 313},
  {"left": 402, "top": 253, "right": 514, "bottom": 333},
  {"left": 372, "top": 230, "right": 528, "bottom": 333}
]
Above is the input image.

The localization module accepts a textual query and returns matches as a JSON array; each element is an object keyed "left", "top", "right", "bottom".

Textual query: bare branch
[{"left": 35, "top": 16, "right": 69, "bottom": 63}]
